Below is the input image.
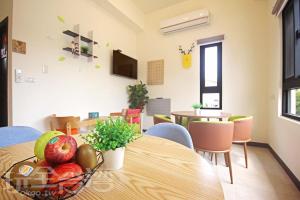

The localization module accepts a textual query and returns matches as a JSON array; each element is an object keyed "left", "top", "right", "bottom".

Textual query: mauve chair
[
  {"left": 229, "top": 116, "right": 253, "bottom": 168},
  {"left": 0, "top": 126, "right": 42, "bottom": 147},
  {"left": 146, "top": 123, "right": 194, "bottom": 149},
  {"left": 189, "top": 121, "right": 234, "bottom": 184},
  {"left": 153, "top": 114, "right": 173, "bottom": 125}
]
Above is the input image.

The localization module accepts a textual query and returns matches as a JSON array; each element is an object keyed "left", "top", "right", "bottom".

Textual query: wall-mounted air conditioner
[{"left": 160, "top": 9, "right": 210, "bottom": 34}]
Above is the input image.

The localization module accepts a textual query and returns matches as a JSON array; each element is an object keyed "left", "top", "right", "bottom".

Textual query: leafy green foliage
[
  {"left": 296, "top": 90, "right": 300, "bottom": 115},
  {"left": 128, "top": 81, "right": 149, "bottom": 110},
  {"left": 81, "top": 46, "right": 89, "bottom": 54},
  {"left": 192, "top": 103, "right": 202, "bottom": 109},
  {"left": 82, "top": 118, "right": 135, "bottom": 151}
]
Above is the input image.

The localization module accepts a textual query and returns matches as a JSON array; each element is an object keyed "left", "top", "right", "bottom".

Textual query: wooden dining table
[
  {"left": 171, "top": 111, "right": 231, "bottom": 126},
  {"left": 0, "top": 135, "right": 224, "bottom": 200}
]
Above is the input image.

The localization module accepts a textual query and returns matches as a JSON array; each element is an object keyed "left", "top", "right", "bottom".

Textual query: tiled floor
[{"left": 201, "top": 145, "right": 300, "bottom": 200}]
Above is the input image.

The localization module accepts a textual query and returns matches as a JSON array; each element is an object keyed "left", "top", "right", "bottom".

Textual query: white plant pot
[
  {"left": 194, "top": 109, "right": 201, "bottom": 116},
  {"left": 101, "top": 147, "right": 125, "bottom": 170}
]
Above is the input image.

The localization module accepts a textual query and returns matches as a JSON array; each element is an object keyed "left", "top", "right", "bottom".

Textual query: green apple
[{"left": 34, "top": 131, "right": 64, "bottom": 160}]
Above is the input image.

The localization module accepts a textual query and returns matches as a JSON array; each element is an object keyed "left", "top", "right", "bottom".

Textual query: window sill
[{"left": 280, "top": 114, "right": 300, "bottom": 125}]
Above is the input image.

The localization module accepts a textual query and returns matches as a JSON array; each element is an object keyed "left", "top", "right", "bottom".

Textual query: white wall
[
  {"left": 96, "top": 0, "right": 145, "bottom": 31},
  {"left": 137, "top": 0, "right": 270, "bottom": 142},
  {"left": 11, "top": 0, "right": 138, "bottom": 131},
  {"left": 267, "top": 0, "right": 300, "bottom": 180}
]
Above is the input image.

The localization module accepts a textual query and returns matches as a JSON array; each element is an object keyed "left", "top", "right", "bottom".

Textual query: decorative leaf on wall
[
  {"left": 95, "top": 64, "right": 101, "bottom": 69},
  {"left": 57, "top": 16, "right": 65, "bottom": 23},
  {"left": 58, "top": 56, "right": 65, "bottom": 62}
]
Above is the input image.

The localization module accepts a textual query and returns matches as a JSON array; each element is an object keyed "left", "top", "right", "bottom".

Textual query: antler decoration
[
  {"left": 187, "top": 43, "right": 195, "bottom": 54},
  {"left": 178, "top": 45, "right": 185, "bottom": 54},
  {"left": 178, "top": 43, "right": 195, "bottom": 55}
]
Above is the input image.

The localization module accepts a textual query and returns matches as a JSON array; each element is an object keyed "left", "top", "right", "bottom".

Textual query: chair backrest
[
  {"left": 188, "top": 121, "right": 234, "bottom": 152},
  {"left": 110, "top": 112, "right": 123, "bottom": 117},
  {"left": 146, "top": 123, "right": 194, "bottom": 149},
  {"left": 0, "top": 126, "right": 42, "bottom": 147},
  {"left": 153, "top": 115, "right": 173, "bottom": 125},
  {"left": 126, "top": 109, "right": 141, "bottom": 123},
  {"left": 50, "top": 114, "right": 80, "bottom": 135},
  {"left": 229, "top": 116, "right": 253, "bottom": 142}
]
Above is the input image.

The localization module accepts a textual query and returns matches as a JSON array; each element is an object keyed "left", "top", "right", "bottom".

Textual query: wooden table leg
[
  {"left": 187, "top": 117, "right": 192, "bottom": 130},
  {"left": 179, "top": 116, "right": 183, "bottom": 125}
]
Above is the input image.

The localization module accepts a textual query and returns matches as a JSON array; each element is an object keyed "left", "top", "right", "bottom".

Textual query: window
[
  {"left": 282, "top": 0, "right": 300, "bottom": 121},
  {"left": 200, "top": 42, "right": 222, "bottom": 109}
]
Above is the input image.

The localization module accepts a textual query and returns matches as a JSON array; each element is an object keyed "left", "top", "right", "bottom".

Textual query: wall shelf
[
  {"left": 63, "top": 30, "right": 79, "bottom": 38},
  {"left": 62, "top": 26, "right": 98, "bottom": 61},
  {"left": 63, "top": 30, "right": 98, "bottom": 45},
  {"left": 62, "top": 47, "right": 98, "bottom": 58}
]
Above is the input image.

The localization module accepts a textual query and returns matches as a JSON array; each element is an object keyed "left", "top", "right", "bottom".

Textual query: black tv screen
[{"left": 113, "top": 50, "right": 137, "bottom": 79}]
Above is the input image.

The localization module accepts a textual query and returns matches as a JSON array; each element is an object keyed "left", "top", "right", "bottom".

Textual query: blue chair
[
  {"left": 0, "top": 126, "right": 42, "bottom": 147},
  {"left": 146, "top": 123, "right": 194, "bottom": 149}
]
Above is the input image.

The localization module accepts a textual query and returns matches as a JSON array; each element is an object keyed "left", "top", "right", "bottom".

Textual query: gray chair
[
  {"left": 0, "top": 126, "right": 42, "bottom": 147},
  {"left": 146, "top": 123, "right": 194, "bottom": 149}
]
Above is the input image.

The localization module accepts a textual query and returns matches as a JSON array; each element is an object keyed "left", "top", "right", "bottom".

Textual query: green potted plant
[
  {"left": 127, "top": 81, "right": 149, "bottom": 111},
  {"left": 192, "top": 103, "right": 202, "bottom": 115},
  {"left": 82, "top": 118, "right": 135, "bottom": 170},
  {"left": 81, "top": 45, "right": 89, "bottom": 54}
]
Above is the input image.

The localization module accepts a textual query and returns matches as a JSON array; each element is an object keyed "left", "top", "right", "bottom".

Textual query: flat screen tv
[{"left": 113, "top": 50, "right": 137, "bottom": 79}]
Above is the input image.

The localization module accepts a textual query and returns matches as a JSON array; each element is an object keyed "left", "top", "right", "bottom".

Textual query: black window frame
[
  {"left": 200, "top": 42, "right": 222, "bottom": 110},
  {"left": 282, "top": 0, "right": 300, "bottom": 121}
]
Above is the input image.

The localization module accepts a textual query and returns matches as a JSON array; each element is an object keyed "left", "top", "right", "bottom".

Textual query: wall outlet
[{"left": 25, "top": 77, "right": 36, "bottom": 83}]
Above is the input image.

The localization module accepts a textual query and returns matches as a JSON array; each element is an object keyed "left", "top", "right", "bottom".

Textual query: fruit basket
[{"left": 1, "top": 152, "right": 104, "bottom": 200}]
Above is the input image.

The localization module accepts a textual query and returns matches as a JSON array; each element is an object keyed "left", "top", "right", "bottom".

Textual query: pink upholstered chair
[
  {"left": 229, "top": 116, "right": 253, "bottom": 168},
  {"left": 189, "top": 121, "right": 234, "bottom": 184}
]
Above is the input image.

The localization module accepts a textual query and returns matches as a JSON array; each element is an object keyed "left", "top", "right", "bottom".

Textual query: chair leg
[
  {"left": 215, "top": 153, "right": 218, "bottom": 165},
  {"left": 243, "top": 142, "right": 248, "bottom": 168},
  {"left": 227, "top": 152, "right": 233, "bottom": 184},
  {"left": 224, "top": 153, "right": 229, "bottom": 167},
  {"left": 210, "top": 153, "right": 213, "bottom": 161}
]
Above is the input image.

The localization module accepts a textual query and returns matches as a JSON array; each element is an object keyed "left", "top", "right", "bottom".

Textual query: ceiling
[{"left": 131, "top": 0, "right": 188, "bottom": 14}]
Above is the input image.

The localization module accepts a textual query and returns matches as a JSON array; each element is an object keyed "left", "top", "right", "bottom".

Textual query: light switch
[
  {"left": 15, "top": 69, "right": 24, "bottom": 83},
  {"left": 42, "top": 65, "right": 48, "bottom": 73}
]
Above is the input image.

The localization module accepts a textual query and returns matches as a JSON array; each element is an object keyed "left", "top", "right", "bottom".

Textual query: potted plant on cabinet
[
  {"left": 192, "top": 103, "right": 202, "bottom": 115},
  {"left": 82, "top": 118, "right": 135, "bottom": 170},
  {"left": 127, "top": 81, "right": 149, "bottom": 111}
]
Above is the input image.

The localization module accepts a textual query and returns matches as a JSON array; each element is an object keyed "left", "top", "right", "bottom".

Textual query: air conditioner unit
[{"left": 160, "top": 9, "right": 210, "bottom": 34}]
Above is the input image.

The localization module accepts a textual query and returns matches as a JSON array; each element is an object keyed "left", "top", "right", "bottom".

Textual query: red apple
[
  {"left": 48, "top": 163, "right": 83, "bottom": 195},
  {"left": 44, "top": 135, "right": 77, "bottom": 164}
]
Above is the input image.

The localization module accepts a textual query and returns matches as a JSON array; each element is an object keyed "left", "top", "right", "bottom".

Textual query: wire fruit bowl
[{"left": 1, "top": 152, "right": 104, "bottom": 200}]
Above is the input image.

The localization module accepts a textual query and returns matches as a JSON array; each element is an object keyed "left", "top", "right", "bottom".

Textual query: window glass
[
  {"left": 205, "top": 46, "right": 218, "bottom": 87},
  {"left": 288, "top": 89, "right": 300, "bottom": 115},
  {"left": 283, "top": 2, "right": 295, "bottom": 79},
  {"left": 202, "top": 93, "right": 220, "bottom": 108}
]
